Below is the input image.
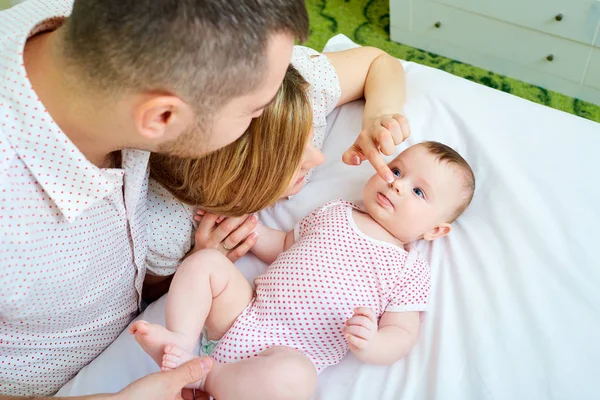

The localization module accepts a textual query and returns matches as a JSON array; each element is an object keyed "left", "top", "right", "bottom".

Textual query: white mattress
[{"left": 56, "top": 35, "right": 600, "bottom": 400}]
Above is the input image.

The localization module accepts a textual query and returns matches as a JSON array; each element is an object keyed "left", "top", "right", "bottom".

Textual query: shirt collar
[{"left": 0, "top": 2, "right": 150, "bottom": 222}]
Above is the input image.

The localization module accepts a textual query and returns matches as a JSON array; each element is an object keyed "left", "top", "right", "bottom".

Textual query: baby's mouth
[{"left": 376, "top": 192, "right": 394, "bottom": 209}]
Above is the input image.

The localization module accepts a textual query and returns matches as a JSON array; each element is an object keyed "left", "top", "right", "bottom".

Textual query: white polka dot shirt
[{"left": 1, "top": 1, "right": 150, "bottom": 395}]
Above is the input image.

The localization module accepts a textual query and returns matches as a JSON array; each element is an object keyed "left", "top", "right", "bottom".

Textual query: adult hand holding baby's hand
[
  {"left": 192, "top": 210, "right": 259, "bottom": 262},
  {"left": 344, "top": 307, "right": 378, "bottom": 354},
  {"left": 343, "top": 113, "right": 410, "bottom": 183}
]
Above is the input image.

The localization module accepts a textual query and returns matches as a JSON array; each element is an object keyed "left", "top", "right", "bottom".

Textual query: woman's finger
[
  {"left": 344, "top": 135, "right": 394, "bottom": 183},
  {"left": 182, "top": 389, "right": 211, "bottom": 400},
  {"left": 364, "top": 145, "right": 394, "bottom": 184},
  {"left": 381, "top": 116, "right": 404, "bottom": 146},
  {"left": 212, "top": 215, "right": 248, "bottom": 245},
  {"left": 392, "top": 113, "right": 410, "bottom": 141},
  {"left": 227, "top": 231, "right": 259, "bottom": 263},
  {"left": 377, "top": 129, "right": 396, "bottom": 156},
  {"left": 222, "top": 215, "right": 258, "bottom": 251},
  {"left": 195, "top": 213, "right": 221, "bottom": 246},
  {"left": 342, "top": 143, "right": 366, "bottom": 166}
]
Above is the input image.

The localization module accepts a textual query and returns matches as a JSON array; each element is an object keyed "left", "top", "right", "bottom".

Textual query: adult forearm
[
  {"left": 363, "top": 54, "right": 406, "bottom": 119},
  {"left": 355, "top": 325, "right": 415, "bottom": 365}
]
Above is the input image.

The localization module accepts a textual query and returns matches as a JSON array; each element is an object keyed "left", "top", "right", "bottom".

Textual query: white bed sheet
[{"left": 56, "top": 35, "right": 600, "bottom": 400}]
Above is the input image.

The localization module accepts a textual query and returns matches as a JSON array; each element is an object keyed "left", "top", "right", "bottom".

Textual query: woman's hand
[
  {"left": 343, "top": 113, "right": 410, "bottom": 183},
  {"left": 191, "top": 210, "right": 259, "bottom": 262}
]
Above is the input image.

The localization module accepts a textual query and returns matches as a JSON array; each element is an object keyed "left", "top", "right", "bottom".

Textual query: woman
[{"left": 143, "top": 45, "right": 410, "bottom": 298}]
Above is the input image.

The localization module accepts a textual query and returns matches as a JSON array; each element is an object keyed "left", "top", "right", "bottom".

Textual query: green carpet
[{"left": 304, "top": 0, "right": 600, "bottom": 123}]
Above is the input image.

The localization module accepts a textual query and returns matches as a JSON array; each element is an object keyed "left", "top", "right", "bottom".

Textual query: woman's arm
[
  {"left": 325, "top": 47, "right": 410, "bottom": 183},
  {"left": 326, "top": 47, "right": 406, "bottom": 111}
]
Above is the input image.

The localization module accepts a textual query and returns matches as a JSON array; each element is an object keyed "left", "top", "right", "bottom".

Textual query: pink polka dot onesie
[{"left": 211, "top": 200, "right": 431, "bottom": 372}]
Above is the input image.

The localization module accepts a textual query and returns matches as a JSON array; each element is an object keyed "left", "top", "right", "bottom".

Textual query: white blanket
[{"left": 57, "top": 35, "right": 600, "bottom": 400}]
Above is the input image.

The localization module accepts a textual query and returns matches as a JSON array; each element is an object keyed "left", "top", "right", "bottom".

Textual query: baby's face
[{"left": 363, "top": 144, "right": 465, "bottom": 243}]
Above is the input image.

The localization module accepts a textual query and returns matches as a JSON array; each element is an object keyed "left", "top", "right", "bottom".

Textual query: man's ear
[
  {"left": 423, "top": 223, "right": 451, "bottom": 241},
  {"left": 133, "top": 95, "right": 193, "bottom": 142}
]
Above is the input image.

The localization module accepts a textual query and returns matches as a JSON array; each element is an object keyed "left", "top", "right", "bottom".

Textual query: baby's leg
[
  {"left": 163, "top": 345, "right": 317, "bottom": 400},
  {"left": 131, "top": 249, "right": 252, "bottom": 366}
]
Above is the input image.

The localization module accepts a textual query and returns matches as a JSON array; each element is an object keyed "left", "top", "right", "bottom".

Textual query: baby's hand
[{"left": 343, "top": 307, "right": 378, "bottom": 354}]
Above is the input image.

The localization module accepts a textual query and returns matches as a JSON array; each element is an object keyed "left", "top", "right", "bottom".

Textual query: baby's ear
[{"left": 423, "top": 223, "right": 451, "bottom": 241}]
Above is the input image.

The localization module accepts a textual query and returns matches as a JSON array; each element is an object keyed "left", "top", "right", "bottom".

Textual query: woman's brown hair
[{"left": 149, "top": 64, "right": 313, "bottom": 216}]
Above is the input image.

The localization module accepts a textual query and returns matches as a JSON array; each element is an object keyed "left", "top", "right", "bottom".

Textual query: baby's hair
[{"left": 420, "top": 141, "right": 475, "bottom": 222}]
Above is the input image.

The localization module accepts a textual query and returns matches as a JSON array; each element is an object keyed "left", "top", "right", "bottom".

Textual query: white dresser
[{"left": 390, "top": 0, "right": 600, "bottom": 105}]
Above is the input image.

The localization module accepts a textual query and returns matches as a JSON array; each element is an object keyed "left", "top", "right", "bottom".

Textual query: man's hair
[
  {"left": 60, "top": 0, "right": 308, "bottom": 115},
  {"left": 421, "top": 141, "right": 475, "bottom": 222},
  {"left": 149, "top": 64, "right": 313, "bottom": 216}
]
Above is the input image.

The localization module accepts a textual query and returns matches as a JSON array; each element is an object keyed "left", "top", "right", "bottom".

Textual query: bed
[{"left": 56, "top": 34, "right": 600, "bottom": 400}]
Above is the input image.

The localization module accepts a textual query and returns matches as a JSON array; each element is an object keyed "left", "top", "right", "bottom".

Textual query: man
[{"left": 0, "top": 0, "right": 307, "bottom": 398}]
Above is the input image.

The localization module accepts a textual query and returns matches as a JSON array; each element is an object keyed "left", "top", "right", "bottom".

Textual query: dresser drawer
[
  {"left": 410, "top": 1, "right": 591, "bottom": 83},
  {"left": 584, "top": 49, "right": 600, "bottom": 89},
  {"left": 390, "top": 0, "right": 411, "bottom": 29},
  {"left": 433, "top": 0, "right": 600, "bottom": 45}
]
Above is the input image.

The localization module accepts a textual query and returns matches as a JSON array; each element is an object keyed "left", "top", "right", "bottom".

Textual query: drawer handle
[
  {"left": 434, "top": 21, "right": 442, "bottom": 28},
  {"left": 555, "top": 13, "right": 563, "bottom": 22},
  {"left": 546, "top": 54, "right": 554, "bottom": 62}
]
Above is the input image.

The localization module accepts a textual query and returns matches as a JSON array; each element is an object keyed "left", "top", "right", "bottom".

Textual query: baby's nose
[{"left": 388, "top": 180, "right": 401, "bottom": 195}]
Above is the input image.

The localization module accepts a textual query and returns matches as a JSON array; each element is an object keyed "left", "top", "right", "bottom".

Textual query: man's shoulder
[
  {"left": 0, "top": 0, "right": 73, "bottom": 177},
  {"left": 0, "top": 0, "right": 73, "bottom": 40}
]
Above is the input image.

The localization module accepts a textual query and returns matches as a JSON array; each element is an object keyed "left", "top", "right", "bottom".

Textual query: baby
[{"left": 131, "top": 141, "right": 475, "bottom": 400}]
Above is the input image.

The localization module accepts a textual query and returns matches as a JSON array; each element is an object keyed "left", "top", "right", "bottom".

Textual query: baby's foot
[
  {"left": 162, "top": 344, "right": 207, "bottom": 390},
  {"left": 129, "top": 320, "right": 189, "bottom": 366}
]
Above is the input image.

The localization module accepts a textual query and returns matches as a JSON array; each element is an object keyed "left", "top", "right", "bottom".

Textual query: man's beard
[{"left": 156, "top": 120, "right": 212, "bottom": 159}]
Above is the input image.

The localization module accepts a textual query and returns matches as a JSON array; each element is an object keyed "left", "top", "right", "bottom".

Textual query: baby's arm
[
  {"left": 250, "top": 224, "right": 296, "bottom": 264},
  {"left": 344, "top": 308, "right": 420, "bottom": 365}
]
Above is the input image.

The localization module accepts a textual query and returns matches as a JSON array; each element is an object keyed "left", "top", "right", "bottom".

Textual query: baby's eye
[
  {"left": 391, "top": 168, "right": 401, "bottom": 178},
  {"left": 413, "top": 188, "right": 425, "bottom": 198}
]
